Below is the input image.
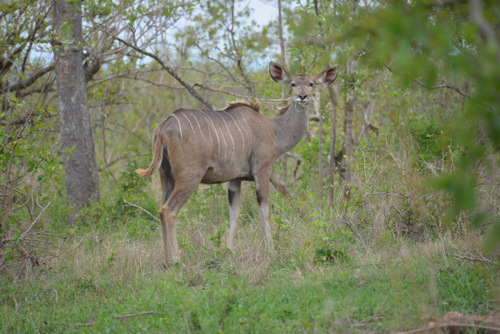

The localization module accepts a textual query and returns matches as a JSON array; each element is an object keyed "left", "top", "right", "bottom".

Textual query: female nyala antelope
[{"left": 136, "top": 61, "right": 339, "bottom": 264}]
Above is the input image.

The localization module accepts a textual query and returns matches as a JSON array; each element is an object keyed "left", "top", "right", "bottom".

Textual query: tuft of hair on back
[{"left": 225, "top": 100, "right": 261, "bottom": 112}]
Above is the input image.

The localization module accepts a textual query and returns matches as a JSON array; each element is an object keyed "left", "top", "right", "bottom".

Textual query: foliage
[
  {"left": 0, "top": 0, "right": 62, "bottom": 271},
  {"left": 409, "top": 119, "right": 459, "bottom": 173},
  {"left": 0, "top": 97, "right": 63, "bottom": 272},
  {"left": 306, "top": 214, "right": 354, "bottom": 264},
  {"left": 347, "top": 0, "right": 500, "bottom": 246}
]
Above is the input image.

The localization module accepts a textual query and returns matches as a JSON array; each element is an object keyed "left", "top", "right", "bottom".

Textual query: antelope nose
[{"left": 298, "top": 94, "right": 307, "bottom": 101}]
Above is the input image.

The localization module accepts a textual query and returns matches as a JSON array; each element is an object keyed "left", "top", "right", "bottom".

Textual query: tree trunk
[
  {"left": 277, "top": 0, "right": 288, "bottom": 183},
  {"left": 53, "top": 0, "right": 99, "bottom": 224},
  {"left": 343, "top": 58, "right": 357, "bottom": 199},
  {"left": 328, "top": 85, "right": 338, "bottom": 207},
  {"left": 313, "top": 90, "right": 324, "bottom": 208}
]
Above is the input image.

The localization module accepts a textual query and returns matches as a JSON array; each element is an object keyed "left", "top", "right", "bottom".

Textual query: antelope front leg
[
  {"left": 255, "top": 173, "right": 274, "bottom": 253},
  {"left": 227, "top": 180, "right": 242, "bottom": 251}
]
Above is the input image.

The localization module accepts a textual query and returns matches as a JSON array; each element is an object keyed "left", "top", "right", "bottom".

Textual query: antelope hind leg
[
  {"left": 255, "top": 173, "right": 274, "bottom": 253},
  {"left": 159, "top": 206, "right": 180, "bottom": 265},
  {"left": 158, "top": 176, "right": 201, "bottom": 265}
]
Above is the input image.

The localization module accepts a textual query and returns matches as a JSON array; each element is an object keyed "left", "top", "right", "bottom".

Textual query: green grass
[{"left": 1, "top": 225, "right": 497, "bottom": 334}]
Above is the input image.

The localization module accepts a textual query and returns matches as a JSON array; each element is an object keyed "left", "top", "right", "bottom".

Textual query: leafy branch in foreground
[{"left": 348, "top": 0, "right": 500, "bottom": 249}]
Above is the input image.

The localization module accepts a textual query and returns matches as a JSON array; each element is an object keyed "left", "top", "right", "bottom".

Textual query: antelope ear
[
  {"left": 269, "top": 61, "right": 291, "bottom": 84},
  {"left": 314, "top": 66, "right": 339, "bottom": 85}
]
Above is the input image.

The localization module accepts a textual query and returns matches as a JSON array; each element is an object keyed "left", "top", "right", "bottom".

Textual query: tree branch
[
  {"left": 84, "top": 53, "right": 103, "bottom": 82},
  {"left": 394, "top": 322, "right": 500, "bottom": 334},
  {"left": 3, "top": 65, "right": 54, "bottom": 93},
  {"left": 106, "top": 31, "right": 216, "bottom": 110},
  {"left": 115, "top": 311, "right": 162, "bottom": 319},
  {"left": 270, "top": 173, "right": 292, "bottom": 197},
  {"left": 469, "top": 0, "right": 500, "bottom": 63},
  {"left": 385, "top": 65, "right": 471, "bottom": 97},
  {"left": 123, "top": 199, "right": 160, "bottom": 222},
  {"left": 416, "top": 80, "right": 472, "bottom": 98},
  {"left": 194, "top": 83, "right": 287, "bottom": 103}
]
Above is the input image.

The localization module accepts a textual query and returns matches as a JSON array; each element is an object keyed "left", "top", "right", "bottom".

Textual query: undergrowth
[{"left": 0, "top": 220, "right": 497, "bottom": 333}]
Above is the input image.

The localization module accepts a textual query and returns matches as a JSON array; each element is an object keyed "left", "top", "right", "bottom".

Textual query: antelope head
[{"left": 269, "top": 61, "right": 339, "bottom": 104}]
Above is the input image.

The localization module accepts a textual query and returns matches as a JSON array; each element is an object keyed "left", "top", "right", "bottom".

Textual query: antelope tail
[{"left": 135, "top": 133, "right": 165, "bottom": 177}]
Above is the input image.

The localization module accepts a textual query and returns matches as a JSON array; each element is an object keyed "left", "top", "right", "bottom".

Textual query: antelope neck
[{"left": 271, "top": 99, "right": 309, "bottom": 156}]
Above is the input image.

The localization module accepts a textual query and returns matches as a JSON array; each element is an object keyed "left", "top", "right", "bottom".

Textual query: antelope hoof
[{"left": 161, "top": 261, "right": 181, "bottom": 270}]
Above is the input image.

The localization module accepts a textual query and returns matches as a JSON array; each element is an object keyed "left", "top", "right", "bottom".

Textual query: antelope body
[{"left": 136, "top": 62, "right": 338, "bottom": 264}]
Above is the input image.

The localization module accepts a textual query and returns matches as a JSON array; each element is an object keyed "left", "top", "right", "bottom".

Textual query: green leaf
[
  {"left": 431, "top": 174, "right": 477, "bottom": 214},
  {"left": 483, "top": 221, "right": 500, "bottom": 253}
]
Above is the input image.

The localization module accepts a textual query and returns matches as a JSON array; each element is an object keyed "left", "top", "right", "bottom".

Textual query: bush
[{"left": 0, "top": 101, "right": 64, "bottom": 275}]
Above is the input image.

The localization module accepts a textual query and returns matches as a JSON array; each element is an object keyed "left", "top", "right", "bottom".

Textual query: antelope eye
[
  {"left": 290, "top": 83, "right": 295, "bottom": 87},
  {"left": 309, "top": 82, "right": 314, "bottom": 87}
]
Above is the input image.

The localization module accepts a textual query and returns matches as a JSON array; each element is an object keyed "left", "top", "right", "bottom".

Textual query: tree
[
  {"left": 284, "top": 0, "right": 362, "bottom": 204},
  {"left": 53, "top": 0, "right": 100, "bottom": 223},
  {"left": 1, "top": 0, "right": 62, "bottom": 271},
  {"left": 348, "top": 0, "right": 500, "bottom": 248}
]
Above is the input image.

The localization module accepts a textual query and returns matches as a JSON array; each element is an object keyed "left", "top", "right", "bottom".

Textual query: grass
[{"left": 1, "top": 219, "right": 498, "bottom": 333}]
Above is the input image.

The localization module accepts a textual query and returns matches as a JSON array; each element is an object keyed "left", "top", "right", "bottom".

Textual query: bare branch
[
  {"left": 98, "top": 155, "right": 132, "bottom": 172},
  {"left": 87, "top": 68, "right": 161, "bottom": 89},
  {"left": 394, "top": 322, "right": 500, "bottom": 334},
  {"left": 3, "top": 65, "right": 54, "bottom": 93},
  {"left": 416, "top": 80, "right": 472, "bottom": 98},
  {"left": 469, "top": 0, "right": 500, "bottom": 63},
  {"left": 105, "top": 30, "right": 216, "bottom": 110},
  {"left": 270, "top": 174, "right": 305, "bottom": 216},
  {"left": 18, "top": 85, "right": 55, "bottom": 99},
  {"left": 115, "top": 311, "right": 162, "bottom": 319},
  {"left": 447, "top": 248, "right": 497, "bottom": 264},
  {"left": 270, "top": 173, "right": 292, "bottom": 197},
  {"left": 123, "top": 199, "right": 160, "bottom": 222},
  {"left": 84, "top": 54, "right": 103, "bottom": 82},
  {"left": 385, "top": 65, "right": 472, "bottom": 97},
  {"left": 20, "top": 201, "right": 51, "bottom": 239},
  {"left": 127, "top": 76, "right": 186, "bottom": 90},
  {"left": 93, "top": 123, "right": 148, "bottom": 145},
  {"left": 194, "top": 83, "right": 287, "bottom": 103},
  {"left": 68, "top": 322, "right": 95, "bottom": 328}
]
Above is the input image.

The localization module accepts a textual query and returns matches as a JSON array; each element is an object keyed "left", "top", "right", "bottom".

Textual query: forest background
[{"left": 1, "top": 0, "right": 500, "bottom": 332}]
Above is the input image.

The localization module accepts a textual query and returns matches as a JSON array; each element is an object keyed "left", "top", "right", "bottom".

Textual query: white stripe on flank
[
  {"left": 196, "top": 110, "right": 213, "bottom": 146},
  {"left": 216, "top": 112, "right": 235, "bottom": 159},
  {"left": 201, "top": 110, "right": 221, "bottom": 158},
  {"left": 190, "top": 113, "right": 206, "bottom": 140},
  {"left": 198, "top": 111, "right": 213, "bottom": 146},
  {"left": 240, "top": 114, "right": 252, "bottom": 139},
  {"left": 181, "top": 113, "right": 198, "bottom": 141},
  {"left": 211, "top": 113, "right": 228, "bottom": 158},
  {"left": 236, "top": 114, "right": 251, "bottom": 143},
  {"left": 171, "top": 113, "right": 183, "bottom": 141},
  {"left": 223, "top": 111, "right": 245, "bottom": 152}
]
